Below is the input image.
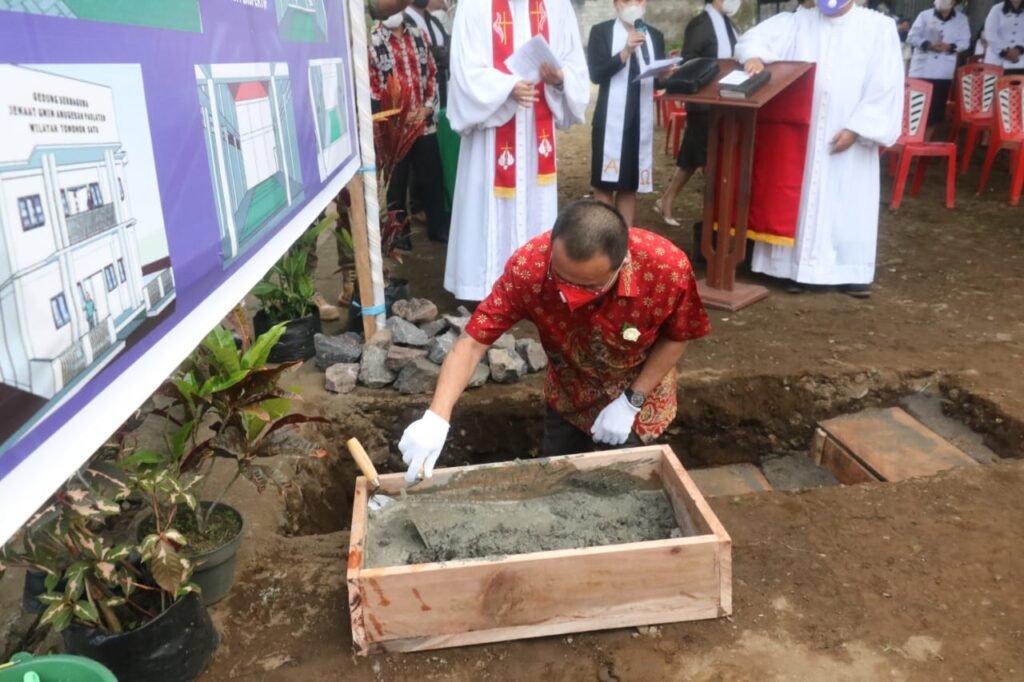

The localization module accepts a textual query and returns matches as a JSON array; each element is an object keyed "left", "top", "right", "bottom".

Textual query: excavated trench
[{"left": 282, "top": 370, "right": 1024, "bottom": 537}]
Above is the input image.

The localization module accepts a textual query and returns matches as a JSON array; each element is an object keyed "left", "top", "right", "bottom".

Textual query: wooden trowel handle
[{"left": 346, "top": 438, "right": 381, "bottom": 489}]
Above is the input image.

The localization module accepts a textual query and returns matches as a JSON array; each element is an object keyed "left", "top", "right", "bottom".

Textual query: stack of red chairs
[
  {"left": 663, "top": 99, "right": 687, "bottom": 157},
  {"left": 977, "top": 75, "right": 1024, "bottom": 206},
  {"left": 884, "top": 78, "right": 957, "bottom": 210},
  {"left": 949, "top": 63, "right": 1003, "bottom": 175}
]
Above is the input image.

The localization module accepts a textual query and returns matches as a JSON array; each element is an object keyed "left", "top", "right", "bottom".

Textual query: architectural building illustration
[
  {"left": 276, "top": 0, "right": 328, "bottom": 43},
  {"left": 196, "top": 63, "right": 304, "bottom": 263},
  {"left": 0, "top": 0, "right": 203, "bottom": 32},
  {"left": 308, "top": 59, "right": 354, "bottom": 182},
  {"left": 0, "top": 65, "right": 175, "bottom": 409}
]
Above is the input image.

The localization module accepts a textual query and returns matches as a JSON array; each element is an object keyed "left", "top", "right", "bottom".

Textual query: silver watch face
[{"left": 628, "top": 391, "right": 645, "bottom": 408}]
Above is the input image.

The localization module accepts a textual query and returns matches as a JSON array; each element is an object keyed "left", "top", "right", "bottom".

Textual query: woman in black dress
[
  {"left": 588, "top": 0, "right": 666, "bottom": 227},
  {"left": 654, "top": 0, "right": 739, "bottom": 227}
]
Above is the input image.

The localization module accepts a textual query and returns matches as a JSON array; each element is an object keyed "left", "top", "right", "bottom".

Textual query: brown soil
[{"left": 198, "top": 109, "right": 1024, "bottom": 679}]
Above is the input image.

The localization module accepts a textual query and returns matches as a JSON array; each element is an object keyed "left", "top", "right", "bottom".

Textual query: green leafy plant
[
  {"left": 0, "top": 462, "right": 198, "bottom": 634},
  {"left": 251, "top": 220, "right": 330, "bottom": 323},
  {"left": 152, "top": 324, "right": 329, "bottom": 531}
]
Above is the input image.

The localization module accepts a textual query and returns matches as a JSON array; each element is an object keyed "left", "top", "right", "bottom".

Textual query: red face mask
[{"left": 550, "top": 257, "right": 627, "bottom": 312}]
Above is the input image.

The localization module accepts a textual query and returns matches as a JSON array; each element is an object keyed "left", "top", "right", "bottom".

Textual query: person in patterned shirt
[
  {"left": 370, "top": 13, "right": 451, "bottom": 242},
  {"left": 399, "top": 200, "right": 710, "bottom": 482}
]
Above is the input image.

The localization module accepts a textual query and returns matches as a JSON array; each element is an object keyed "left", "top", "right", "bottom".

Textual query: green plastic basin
[{"left": 0, "top": 653, "right": 116, "bottom": 682}]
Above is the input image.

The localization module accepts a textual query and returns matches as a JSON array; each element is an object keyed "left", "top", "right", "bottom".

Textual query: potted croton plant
[
  {"left": 140, "top": 323, "right": 328, "bottom": 604},
  {"left": 251, "top": 221, "right": 330, "bottom": 363},
  {"left": 0, "top": 461, "right": 217, "bottom": 681}
]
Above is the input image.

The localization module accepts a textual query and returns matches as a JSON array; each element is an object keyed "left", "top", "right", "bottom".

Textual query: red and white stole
[{"left": 491, "top": 0, "right": 556, "bottom": 198}]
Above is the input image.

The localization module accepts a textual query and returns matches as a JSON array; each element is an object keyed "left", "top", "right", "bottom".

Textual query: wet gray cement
[{"left": 365, "top": 470, "right": 688, "bottom": 568}]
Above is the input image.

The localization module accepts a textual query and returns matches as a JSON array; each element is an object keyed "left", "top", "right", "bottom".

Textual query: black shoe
[
  {"left": 394, "top": 236, "right": 413, "bottom": 252},
  {"left": 784, "top": 280, "right": 805, "bottom": 294},
  {"left": 838, "top": 284, "right": 872, "bottom": 298}
]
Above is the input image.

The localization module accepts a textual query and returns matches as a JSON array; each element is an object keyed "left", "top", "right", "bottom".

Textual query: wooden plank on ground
[
  {"left": 687, "top": 464, "right": 773, "bottom": 498},
  {"left": 818, "top": 407, "right": 978, "bottom": 482}
]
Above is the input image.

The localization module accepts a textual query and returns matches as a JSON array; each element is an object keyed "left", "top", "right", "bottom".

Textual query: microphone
[{"left": 633, "top": 19, "right": 650, "bottom": 63}]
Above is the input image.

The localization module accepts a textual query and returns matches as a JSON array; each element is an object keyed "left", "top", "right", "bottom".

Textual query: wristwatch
[{"left": 624, "top": 388, "right": 646, "bottom": 409}]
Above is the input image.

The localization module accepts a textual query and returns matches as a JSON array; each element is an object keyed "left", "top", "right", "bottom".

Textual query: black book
[{"left": 718, "top": 69, "right": 772, "bottom": 99}]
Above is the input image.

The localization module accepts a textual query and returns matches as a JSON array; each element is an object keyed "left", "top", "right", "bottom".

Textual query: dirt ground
[{"left": 58, "top": 99, "right": 1023, "bottom": 679}]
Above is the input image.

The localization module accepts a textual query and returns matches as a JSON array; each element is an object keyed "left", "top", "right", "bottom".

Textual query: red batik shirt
[
  {"left": 369, "top": 24, "right": 439, "bottom": 135},
  {"left": 465, "top": 228, "right": 711, "bottom": 441}
]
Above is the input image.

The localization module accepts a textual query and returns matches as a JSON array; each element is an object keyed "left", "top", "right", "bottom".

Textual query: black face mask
[
  {"left": 898, "top": 30, "right": 909, "bottom": 42},
  {"left": 413, "top": 0, "right": 430, "bottom": 8}
]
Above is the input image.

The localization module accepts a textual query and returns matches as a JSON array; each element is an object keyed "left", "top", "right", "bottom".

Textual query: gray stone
[
  {"left": 456, "top": 305, "right": 473, "bottom": 317},
  {"left": 385, "top": 345, "right": 429, "bottom": 372},
  {"left": 392, "top": 297, "right": 440, "bottom": 324},
  {"left": 394, "top": 358, "right": 441, "bottom": 394},
  {"left": 314, "top": 332, "right": 362, "bottom": 370},
  {"left": 492, "top": 333, "right": 516, "bottom": 351},
  {"left": 324, "top": 363, "right": 360, "bottom": 394},
  {"left": 442, "top": 314, "right": 471, "bottom": 334},
  {"left": 386, "top": 316, "right": 430, "bottom": 347},
  {"left": 420, "top": 318, "right": 450, "bottom": 338},
  {"left": 516, "top": 338, "right": 548, "bottom": 372},
  {"left": 358, "top": 345, "right": 396, "bottom": 388},
  {"left": 427, "top": 330, "right": 459, "bottom": 364},
  {"left": 367, "top": 329, "right": 392, "bottom": 348},
  {"left": 487, "top": 348, "right": 527, "bottom": 384},
  {"left": 468, "top": 363, "right": 490, "bottom": 389}
]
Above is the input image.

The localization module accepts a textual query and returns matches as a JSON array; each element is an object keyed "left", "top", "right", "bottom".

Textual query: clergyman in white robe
[
  {"left": 735, "top": 5, "right": 904, "bottom": 286},
  {"left": 444, "top": 0, "right": 589, "bottom": 300}
]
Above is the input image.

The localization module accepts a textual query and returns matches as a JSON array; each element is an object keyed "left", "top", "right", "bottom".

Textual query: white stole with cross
[{"left": 601, "top": 20, "right": 655, "bottom": 193}]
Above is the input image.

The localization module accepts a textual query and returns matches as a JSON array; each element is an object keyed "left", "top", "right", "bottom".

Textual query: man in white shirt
[
  {"left": 984, "top": 0, "right": 1024, "bottom": 75},
  {"left": 737, "top": 0, "right": 904, "bottom": 298},
  {"left": 907, "top": 0, "right": 970, "bottom": 133},
  {"left": 443, "top": 0, "right": 589, "bottom": 301}
]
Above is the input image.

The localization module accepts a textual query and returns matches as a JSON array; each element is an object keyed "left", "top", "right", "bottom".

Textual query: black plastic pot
[
  {"left": 253, "top": 306, "right": 321, "bottom": 363},
  {"left": 22, "top": 569, "right": 55, "bottom": 614},
  {"left": 62, "top": 591, "right": 218, "bottom": 682},
  {"left": 188, "top": 502, "right": 244, "bottom": 606},
  {"left": 347, "top": 277, "right": 412, "bottom": 332}
]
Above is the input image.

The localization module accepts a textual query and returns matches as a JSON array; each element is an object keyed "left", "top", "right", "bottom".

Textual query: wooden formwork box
[{"left": 347, "top": 445, "right": 732, "bottom": 654}]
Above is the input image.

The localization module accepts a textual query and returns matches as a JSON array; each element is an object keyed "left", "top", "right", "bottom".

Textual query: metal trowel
[{"left": 346, "top": 438, "right": 432, "bottom": 548}]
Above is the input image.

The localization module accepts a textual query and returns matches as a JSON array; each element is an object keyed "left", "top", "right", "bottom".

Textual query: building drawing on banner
[
  {"left": 196, "top": 63, "right": 305, "bottom": 264},
  {"left": 308, "top": 59, "right": 354, "bottom": 182},
  {"left": 0, "top": 65, "right": 175, "bottom": 430},
  {"left": 0, "top": 0, "right": 203, "bottom": 32},
  {"left": 277, "top": 0, "right": 328, "bottom": 42}
]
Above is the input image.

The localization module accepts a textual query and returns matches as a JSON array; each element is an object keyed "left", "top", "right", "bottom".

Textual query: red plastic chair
[
  {"left": 886, "top": 79, "right": 957, "bottom": 210},
  {"left": 976, "top": 76, "right": 1024, "bottom": 206},
  {"left": 949, "top": 63, "right": 1003, "bottom": 175},
  {"left": 655, "top": 90, "right": 664, "bottom": 127},
  {"left": 663, "top": 98, "right": 687, "bottom": 156}
]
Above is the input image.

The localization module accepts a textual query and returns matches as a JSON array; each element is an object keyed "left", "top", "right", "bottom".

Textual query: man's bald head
[{"left": 551, "top": 199, "right": 630, "bottom": 269}]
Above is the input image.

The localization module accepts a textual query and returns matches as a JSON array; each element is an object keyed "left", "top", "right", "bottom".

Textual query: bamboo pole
[{"left": 347, "top": 0, "right": 387, "bottom": 340}]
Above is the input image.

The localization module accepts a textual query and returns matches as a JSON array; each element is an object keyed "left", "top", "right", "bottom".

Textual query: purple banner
[{"left": 0, "top": 0, "right": 361, "bottom": 543}]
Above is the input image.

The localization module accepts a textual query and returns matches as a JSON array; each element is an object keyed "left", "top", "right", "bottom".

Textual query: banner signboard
[{"left": 0, "top": 0, "right": 361, "bottom": 544}]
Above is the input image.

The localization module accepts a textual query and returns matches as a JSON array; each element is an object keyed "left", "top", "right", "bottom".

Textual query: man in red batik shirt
[{"left": 399, "top": 200, "right": 710, "bottom": 482}]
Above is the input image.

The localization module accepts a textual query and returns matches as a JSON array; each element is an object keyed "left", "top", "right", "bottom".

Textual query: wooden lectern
[{"left": 669, "top": 60, "right": 815, "bottom": 311}]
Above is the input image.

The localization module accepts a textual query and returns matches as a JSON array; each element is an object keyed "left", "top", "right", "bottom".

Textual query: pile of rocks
[{"left": 314, "top": 298, "right": 546, "bottom": 395}]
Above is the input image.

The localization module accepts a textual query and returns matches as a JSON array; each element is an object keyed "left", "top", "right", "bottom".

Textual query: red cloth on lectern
[{"left": 712, "top": 67, "right": 815, "bottom": 247}]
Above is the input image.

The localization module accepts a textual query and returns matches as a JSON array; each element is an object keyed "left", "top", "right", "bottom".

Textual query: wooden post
[{"left": 346, "top": 173, "right": 379, "bottom": 341}]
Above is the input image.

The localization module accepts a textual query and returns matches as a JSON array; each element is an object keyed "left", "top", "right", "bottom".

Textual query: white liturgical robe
[
  {"left": 444, "top": 0, "right": 589, "bottom": 300},
  {"left": 735, "top": 6, "right": 904, "bottom": 285}
]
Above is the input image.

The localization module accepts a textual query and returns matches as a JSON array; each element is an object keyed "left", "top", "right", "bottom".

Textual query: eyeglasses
[{"left": 547, "top": 256, "right": 628, "bottom": 294}]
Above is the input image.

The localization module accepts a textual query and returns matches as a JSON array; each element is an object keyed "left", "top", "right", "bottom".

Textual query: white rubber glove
[
  {"left": 399, "top": 409, "right": 450, "bottom": 483},
  {"left": 590, "top": 394, "right": 641, "bottom": 446}
]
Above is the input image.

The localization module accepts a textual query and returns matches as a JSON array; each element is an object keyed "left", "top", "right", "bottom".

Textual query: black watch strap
[{"left": 624, "top": 388, "right": 645, "bottom": 409}]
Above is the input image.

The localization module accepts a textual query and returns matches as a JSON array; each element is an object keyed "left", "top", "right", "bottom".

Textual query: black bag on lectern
[{"left": 663, "top": 58, "right": 720, "bottom": 95}]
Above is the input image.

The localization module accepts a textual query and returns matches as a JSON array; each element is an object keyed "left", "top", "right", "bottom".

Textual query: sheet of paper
[
  {"left": 718, "top": 69, "right": 752, "bottom": 87},
  {"left": 504, "top": 35, "right": 561, "bottom": 82},
  {"left": 633, "top": 57, "right": 684, "bottom": 81}
]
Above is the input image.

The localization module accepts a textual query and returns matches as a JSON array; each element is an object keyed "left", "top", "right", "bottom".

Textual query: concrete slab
[
  {"left": 899, "top": 392, "right": 1000, "bottom": 465},
  {"left": 761, "top": 454, "right": 839, "bottom": 491},
  {"left": 688, "top": 464, "right": 773, "bottom": 498}
]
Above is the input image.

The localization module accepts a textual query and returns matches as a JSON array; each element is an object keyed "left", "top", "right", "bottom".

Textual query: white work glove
[
  {"left": 399, "top": 409, "right": 450, "bottom": 483},
  {"left": 590, "top": 394, "right": 641, "bottom": 446}
]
